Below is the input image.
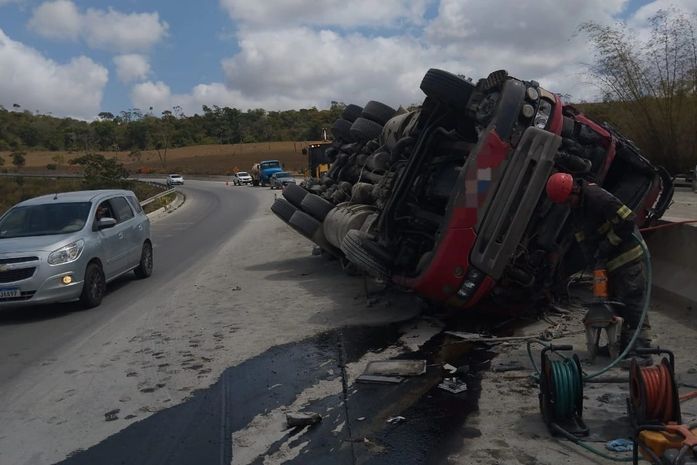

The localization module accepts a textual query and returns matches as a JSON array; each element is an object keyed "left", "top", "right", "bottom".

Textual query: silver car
[
  {"left": 0, "top": 190, "right": 152, "bottom": 309},
  {"left": 269, "top": 172, "right": 296, "bottom": 189}
]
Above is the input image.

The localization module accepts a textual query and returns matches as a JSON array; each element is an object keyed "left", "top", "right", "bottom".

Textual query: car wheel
[
  {"left": 283, "top": 183, "right": 309, "bottom": 208},
  {"left": 300, "top": 193, "right": 335, "bottom": 221},
  {"left": 134, "top": 241, "right": 153, "bottom": 278},
  {"left": 341, "top": 104, "right": 363, "bottom": 122},
  {"left": 80, "top": 262, "right": 106, "bottom": 308},
  {"left": 419, "top": 68, "right": 475, "bottom": 111},
  {"left": 350, "top": 117, "right": 383, "bottom": 142},
  {"left": 271, "top": 198, "right": 297, "bottom": 222},
  {"left": 362, "top": 101, "right": 397, "bottom": 126},
  {"left": 340, "top": 230, "right": 391, "bottom": 278},
  {"left": 332, "top": 118, "right": 354, "bottom": 142},
  {"left": 289, "top": 210, "right": 320, "bottom": 238}
]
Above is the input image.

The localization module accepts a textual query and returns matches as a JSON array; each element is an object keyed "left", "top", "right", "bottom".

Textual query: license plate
[{"left": 0, "top": 288, "right": 21, "bottom": 298}]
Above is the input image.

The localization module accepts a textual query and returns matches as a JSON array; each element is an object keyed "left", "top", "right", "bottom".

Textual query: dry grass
[
  {"left": 0, "top": 178, "right": 163, "bottom": 215},
  {"left": 2, "top": 141, "right": 322, "bottom": 175}
]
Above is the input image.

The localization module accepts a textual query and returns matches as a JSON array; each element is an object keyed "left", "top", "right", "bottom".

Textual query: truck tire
[
  {"left": 350, "top": 117, "right": 383, "bottom": 142},
  {"left": 282, "top": 183, "right": 308, "bottom": 208},
  {"left": 289, "top": 210, "right": 320, "bottom": 238},
  {"left": 362, "top": 101, "right": 397, "bottom": 125},
  {"left": 332, "top": 118, "right": 353, "bottom": 141},
  {"left": 300, "top": 193, "right": 335, "bottom": 221},
  {"left": 419, "top": 68, "right": 475, "bottom": 111},
  {"left": 340, "top": 230, "right": 390, "bottom": 278},
  {"left": 341, "top": 104, "right": 363, "bottom": 122},
  {"left": 271, "top": 198, "right": 297, "bottom": 222}
]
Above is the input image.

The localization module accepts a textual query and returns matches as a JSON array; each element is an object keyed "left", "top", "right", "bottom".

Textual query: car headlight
[{"left": 48, "top": 240, "right": 85, "bottom": 265}]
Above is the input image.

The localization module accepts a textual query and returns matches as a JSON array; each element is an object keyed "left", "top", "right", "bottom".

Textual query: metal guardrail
[{"left": 139, "top": 188, "right": 176, "bottom": 207}]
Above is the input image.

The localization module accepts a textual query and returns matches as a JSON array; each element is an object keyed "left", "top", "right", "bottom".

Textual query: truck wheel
[
  {"left": 420, "top": 68, "right": 475, "bottom": 111},
  {"left": 289, "top": 210, "right": 320, "bottom": 238},
  {"left": 350, "top": 117, "right": 383, "bottom": 142},
  {"left": 282, "top": 183, "right": 309, "bottom": 208},
  {"left": 341, "top": 104, "right": 363, "bottom": 122},
  {"left": 300, "top": 193, "right": 335, "bottom": 221},
  {"left": 362, "top": 101, "right": 397, "bottom": 125},
  {"left": 332, "top": 118, "right": 353, "bottom": 141},
  {"left": 271, "top": 198, "right": 297, "bottom": 222},
  {"left": 340, "top": 230, "right": 391, "bottom": 278}
]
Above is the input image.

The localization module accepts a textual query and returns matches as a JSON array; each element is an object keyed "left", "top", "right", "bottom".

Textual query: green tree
[
  {"left": 70, "top": 153, "right": 129, "bottom": 188},
  {"left": 11, "top": 151, "right": 26, "bottom": 170},
  {"left": 581, "top": 8, "right": 697, "bottom": 173}
]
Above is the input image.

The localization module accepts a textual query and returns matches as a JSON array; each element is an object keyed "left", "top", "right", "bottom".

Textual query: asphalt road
[{"left": 0, "top": 180, "right": 258, "bottom": 391}]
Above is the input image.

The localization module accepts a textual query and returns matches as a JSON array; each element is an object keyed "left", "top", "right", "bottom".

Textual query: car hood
[
  {"left": 238, "top": 175, "right": 252, "bottom": 179},
  {"left": 0, "top": 233, "right": 79, "bottom": 254}
]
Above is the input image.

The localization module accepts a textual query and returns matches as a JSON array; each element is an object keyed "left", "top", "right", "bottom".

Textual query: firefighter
[{"left": 545, "top": 172, "right": 652, "bottom": 363}]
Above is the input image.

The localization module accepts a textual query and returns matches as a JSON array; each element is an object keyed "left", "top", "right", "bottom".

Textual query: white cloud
[
  {"left": 27, "top": 0, "right": 81, "bottom": 40},
  {"left": 130, "top": 0, "right": 695, "bottom": 115},
  {"left": 219, "top": 0, "right": 429, "bottom": 27},
  {"left": 113, "top": 54, "right": 151, "bottom": 83},
  {"left": 28, "top": 0, "right": 168, "bottom": 52},
  {"left": 0, "top": 28, "right": 108, "bottom": 119}
]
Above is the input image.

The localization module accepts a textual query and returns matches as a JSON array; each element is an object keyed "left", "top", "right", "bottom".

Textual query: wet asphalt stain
[{"left": 56, "top": 323, "right": 489, "bottom": 465}]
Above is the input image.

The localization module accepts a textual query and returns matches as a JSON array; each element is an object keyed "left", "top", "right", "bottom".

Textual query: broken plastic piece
[
  {"left": 443, "top": 363, "right": 457, "bottom": 374},
  {"left": 286, "top": 412, "right": 322, "bottom": 427},
  {"left": 438, "top": 378, "right": 468, "bottom": 394},
  {"left": 364, "top": 360, "right": 427, "bottom": 376},
  {"left": 356, "top": 374, "right": 403, "bottom": 384},
  {"left": 386, "top": 416, "right": 406, "bottom": 424}
]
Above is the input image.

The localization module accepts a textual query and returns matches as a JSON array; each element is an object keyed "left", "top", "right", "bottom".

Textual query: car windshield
[
  {"left": 0, "top": 202, "right": 92, "bottom": 238},
  {"left": 237, "top": 172, "right": 249, "bottom": 176},
  {"left": 170, "top": 174, "right": 182, "bottom": 178},
  {"left": 275, "top": 172, "right": 290, "bottom": 178}
]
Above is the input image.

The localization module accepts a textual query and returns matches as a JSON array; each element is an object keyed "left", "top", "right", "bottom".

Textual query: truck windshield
[
  {"left": 0, "top": 202, "right": 92, "bottom": 238},
  {"left": 261, "top": 162, "right": 280, "bottom": 169}
]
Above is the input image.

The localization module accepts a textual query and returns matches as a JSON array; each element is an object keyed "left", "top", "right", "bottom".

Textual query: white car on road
[{"left": 166, "top": 174, "right": 184, "bottom": 186}]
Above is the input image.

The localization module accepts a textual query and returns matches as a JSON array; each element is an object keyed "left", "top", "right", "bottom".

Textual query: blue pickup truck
[{"left": 251, "top": 160, "right": 283, "bottom": 187}]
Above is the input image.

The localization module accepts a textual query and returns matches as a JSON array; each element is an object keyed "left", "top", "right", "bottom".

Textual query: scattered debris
[
  {"left": 491, "top": 360, "right": 526, "bottom": 372},
  {"left": 386, "top": 416, "right": 406, "bottom": 424},
  {"left": 438, "top": 378, "right": 468, "bottom": 394},
  {"left": 364, "top": 360, "right": 427, "bottom": 377},
  {"left": 606, "top": 438, "right": 633, "bottom": 452},
  {"left": 286, "top": 412, "right": 322, "bottom": 428},
  {"left": 356, "top": 374, "right": 403, "bottom": 384},
  {"left": 104, "top": 409, "right": 120, "bottom": 422}
]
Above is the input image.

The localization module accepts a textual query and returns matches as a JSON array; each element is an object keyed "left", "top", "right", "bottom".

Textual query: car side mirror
[{"left": 96, "top": 217, "right": 117, "bottom": 230}]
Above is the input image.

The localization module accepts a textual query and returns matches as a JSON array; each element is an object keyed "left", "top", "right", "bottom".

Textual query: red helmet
[{"left": 546, "top": 173, "right": 574, "bottom": 204}]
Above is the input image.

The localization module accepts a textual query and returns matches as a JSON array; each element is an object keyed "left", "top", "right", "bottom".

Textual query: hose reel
[{"left": 538, "top": 344, "right": 588, "bottom": 437}]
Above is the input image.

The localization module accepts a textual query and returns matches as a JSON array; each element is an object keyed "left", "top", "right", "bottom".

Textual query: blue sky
[{"left": 0, "top": 0, "right": 691, "bottom": 119}]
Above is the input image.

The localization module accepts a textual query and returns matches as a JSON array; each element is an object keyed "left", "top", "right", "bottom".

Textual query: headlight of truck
[
  {"left": 48, "top": 240, "right": 85, "bottom": 265},
  {"left": 534, "top": 99, "right": 553, "bottom": 129}
]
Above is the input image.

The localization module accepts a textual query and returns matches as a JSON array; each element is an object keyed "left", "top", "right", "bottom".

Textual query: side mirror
[{"left": 96, "top": 217, "right": 117, "bottom": 230}]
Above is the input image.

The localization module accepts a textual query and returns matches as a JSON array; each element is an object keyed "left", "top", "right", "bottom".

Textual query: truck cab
[{"left": 251, "top": 160, "right": 283, "bottom": 187}]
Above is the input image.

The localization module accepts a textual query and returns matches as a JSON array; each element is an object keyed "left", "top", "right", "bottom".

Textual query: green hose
[{"left": 551, "top": 358, "right": 582, "bottom": 418}]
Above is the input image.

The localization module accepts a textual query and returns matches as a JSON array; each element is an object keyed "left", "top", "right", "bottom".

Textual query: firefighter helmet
[{"left": 546, "top": 173, "right": 574, "bottom": 204}]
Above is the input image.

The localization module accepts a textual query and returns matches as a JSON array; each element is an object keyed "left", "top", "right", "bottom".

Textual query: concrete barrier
[{"left": 646, "top": 220, "right": 697, "bottom": 307}]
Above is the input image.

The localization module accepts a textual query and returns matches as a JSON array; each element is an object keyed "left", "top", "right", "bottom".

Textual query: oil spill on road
[{"left": 56, "top": 323, "right": 489, "bottom": 465}]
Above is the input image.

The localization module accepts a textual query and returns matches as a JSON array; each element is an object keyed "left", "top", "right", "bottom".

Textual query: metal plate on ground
[{"left": 363, "top": 360, "right": 427, "bottom": 377}]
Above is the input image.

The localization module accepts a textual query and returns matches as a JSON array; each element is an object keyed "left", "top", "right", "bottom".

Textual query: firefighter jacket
[{"left": 570, "top": 180, "right": 643, "bottom": 271}]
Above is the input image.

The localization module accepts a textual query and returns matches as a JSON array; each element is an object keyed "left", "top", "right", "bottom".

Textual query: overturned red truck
[{"left": 272, "top": 69, "right": 673, "bottom": 309}]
